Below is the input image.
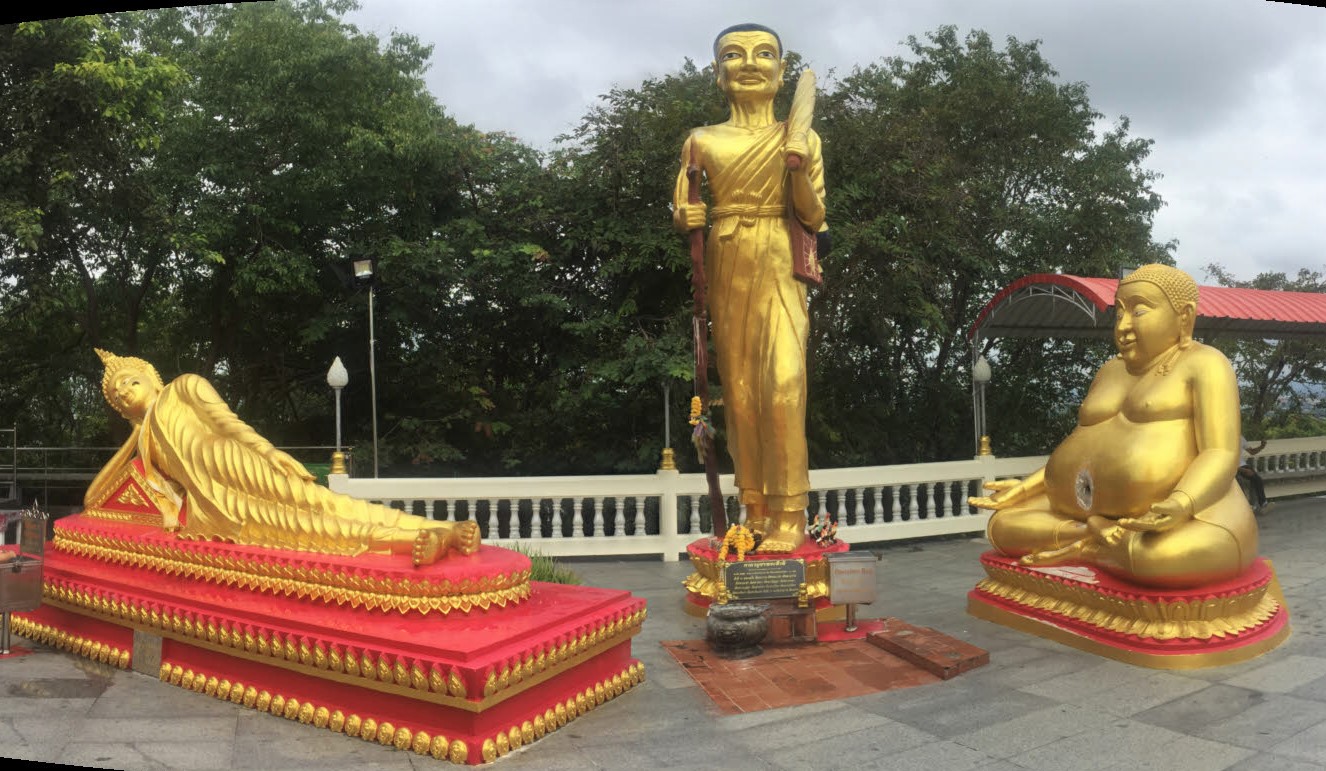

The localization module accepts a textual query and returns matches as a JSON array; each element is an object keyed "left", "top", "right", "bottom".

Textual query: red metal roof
[{"left": 970, "top": 273, "right": 1326, "bottom": 341}]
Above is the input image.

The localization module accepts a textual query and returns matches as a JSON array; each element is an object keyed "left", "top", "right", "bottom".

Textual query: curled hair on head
[
  {"left": 95, "top": 348, "right": 164, "bottom": 403},
  {"left": 1118, "top": 263, "right": 1199, "bottom": 314},
  {"left": 712, "top": 23, "right": 783, "bottom": 60}
]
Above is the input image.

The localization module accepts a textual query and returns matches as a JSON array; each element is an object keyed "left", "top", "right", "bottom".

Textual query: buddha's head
[
  {"left": 1114, "top": 264, "right": 1199, "bottom": 372},
  {"left": 712, "top": 23, "right": 785, "bottom": 102},
  {"left": 96, "top": 349, "right": 164, "bottom": 422}
]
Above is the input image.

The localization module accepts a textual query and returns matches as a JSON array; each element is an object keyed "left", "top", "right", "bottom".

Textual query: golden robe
[
  {"left": 123, "top": 374, "right": 432, "bottom": 555},
  {"left": 674, "top": 122, "right": 827, "bottom": 512}
]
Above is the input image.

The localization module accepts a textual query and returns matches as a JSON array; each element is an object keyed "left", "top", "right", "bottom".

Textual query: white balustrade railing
[
  {"left": 326, "top": 436, "right": 1326, "bottom": 562},
  {"left": 328, "top": 455, "right": 1044, "bottom": 561}
]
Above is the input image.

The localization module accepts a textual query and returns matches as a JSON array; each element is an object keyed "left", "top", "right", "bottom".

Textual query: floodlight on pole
[{"left": 351, "top": 257, "right": 380, "bottom": 478}]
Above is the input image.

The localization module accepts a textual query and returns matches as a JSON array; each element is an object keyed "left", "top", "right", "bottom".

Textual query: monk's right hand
[{"left": 675, "top": 202, "right": 706, "bottom": 231}]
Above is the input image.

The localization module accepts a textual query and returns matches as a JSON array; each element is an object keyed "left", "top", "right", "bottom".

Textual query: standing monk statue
[
  {"left": 86, "top": 349, "right": 481, "bottom": 566},
  {"left": 673, "top": 24, "right": 827, "bottom": 553}
]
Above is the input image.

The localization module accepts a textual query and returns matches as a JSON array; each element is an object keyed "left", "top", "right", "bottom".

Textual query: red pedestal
[
  {"left": 682, "top": 537, "right": 848, "bottom": 619},
  {"left": 968, "top": 551, "right": 1289, "bottom": 669},
  {"left": 16, "top": 514, "right": 646, "bottom": 764}
]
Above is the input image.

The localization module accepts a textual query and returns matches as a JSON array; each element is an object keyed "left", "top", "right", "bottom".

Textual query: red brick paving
[
  {"left": 661, "top": 636, "right": 943, "bottom": 714},
  {"left": 867, "top": 618, "right": 990, "bottom": 680}
]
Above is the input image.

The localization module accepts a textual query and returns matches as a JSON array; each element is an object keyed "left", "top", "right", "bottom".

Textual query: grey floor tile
[{"left": 1222, "top": 655, "right": 1326, "bottom": 694}]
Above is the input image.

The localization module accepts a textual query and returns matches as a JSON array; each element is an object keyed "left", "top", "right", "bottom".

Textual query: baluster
[
  {"left": 591, "top": 496, "right": 604, "bottom": 536},
  {"left": 908, "top": 484, "right": 920, "bottom": 519},
  {"left": 872, "top": 487, "right": 884, "bottom": 524},
  {"left": 689, "top": 497, "right": 701, "bottom": 534},
  {"left": 572, "top": 499, "right": 585, "bottom": 538},
  {"left": 855, "top": 487, "right": 867, "bottom": 526},
  {"left": 942, "top": 481, "right": 955, "bottom": 516},
  {"left": 634, "top": 497, "right": 646, "bottom": 536},
  {"left": 614, "top": 498, "right": 626, "bottom": 537},
  {"left": 531, "top": 500, "right": 544, "bottom": 539},
  {"left": 891, "top": 486, "right": 901, "bottom": 520},
  {"left": 550, "top": 500, "right": 562, "bottom": 538}
]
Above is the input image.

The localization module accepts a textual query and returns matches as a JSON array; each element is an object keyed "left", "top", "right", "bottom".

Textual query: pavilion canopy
[{"left": 969, "top": 273, "right": 1326, "bottom": 342}]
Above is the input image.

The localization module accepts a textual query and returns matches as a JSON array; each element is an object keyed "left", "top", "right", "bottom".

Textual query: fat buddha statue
[
  {"left": 86, "top": 349, "right": 480, "bottom": 566},
  {"left": 672, "top": 23, "right": 827, "bottom": 552},
  {"left": 970, "top": 264, "right": 1256, "bottom": 589}
]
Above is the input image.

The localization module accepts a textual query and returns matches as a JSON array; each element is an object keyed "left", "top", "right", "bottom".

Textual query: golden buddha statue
[
  {"left": 969, "top": 264, "right": 1257, "bottom": 588},
  {"left": 86, "top": 350, "right": 480, "bottom": 565},
  {"left": 672, "top": 23, "right": 827, "bottom": 553}
]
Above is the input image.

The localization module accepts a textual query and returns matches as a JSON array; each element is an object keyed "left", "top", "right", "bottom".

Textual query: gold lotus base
[{"left": 968, "top": 552, "right": 1290, "bottom": 669}]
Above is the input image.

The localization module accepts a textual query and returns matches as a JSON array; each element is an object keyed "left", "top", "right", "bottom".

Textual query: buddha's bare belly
[{"left": 1044, "top": 416, "right": 1196, "bottom": 518}]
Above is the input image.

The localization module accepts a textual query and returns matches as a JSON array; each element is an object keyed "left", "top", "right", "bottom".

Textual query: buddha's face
[
  {"left": 109, "top": 369, "right": 161, "bottom": 420},
  {"left": 715, "top": 31, "right": 784, "bottom": 101},
  {"left": 1114, "top": 281, "right": 1189, "bottom": 371}
]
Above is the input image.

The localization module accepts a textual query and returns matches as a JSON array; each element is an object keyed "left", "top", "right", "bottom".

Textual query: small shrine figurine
[{"left": 87, "top": 350, "right": 480, "bottom": 566}]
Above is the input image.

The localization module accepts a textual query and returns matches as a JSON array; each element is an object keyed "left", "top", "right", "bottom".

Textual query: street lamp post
[
  {"left": 326, "top": 357, "right": 349, "bottom": 475},
  {"left": 352, "top": 257, "right": 380, "bottom": 477},
  {"left": 972, "top": 354, "right": 992, "bottom": 457}
]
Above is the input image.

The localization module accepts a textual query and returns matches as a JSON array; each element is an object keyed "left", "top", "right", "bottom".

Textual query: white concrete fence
[{"left": 328, "top": 436, "right": 1326, "bottom": 561}]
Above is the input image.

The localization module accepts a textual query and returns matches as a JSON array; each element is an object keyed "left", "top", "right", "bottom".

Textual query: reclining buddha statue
[
  {"left": 969, "top": 264, "right": 1257, "bottom": 589},
  {"left": 85, "top": 349, "right": 480, "bottom": 566}
]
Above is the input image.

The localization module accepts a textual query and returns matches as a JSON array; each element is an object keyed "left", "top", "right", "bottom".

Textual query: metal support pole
[{"left": 368, "top": 286, "right": 379, "bottom": 478}]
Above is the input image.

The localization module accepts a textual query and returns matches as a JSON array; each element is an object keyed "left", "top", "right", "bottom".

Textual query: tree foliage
[{"left": 1204, "top": 264, "right": 1326, "bottom": 439}]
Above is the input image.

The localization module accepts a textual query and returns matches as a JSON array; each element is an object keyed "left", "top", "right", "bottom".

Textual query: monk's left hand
[{"left": 1119, "top": 496, "right": 1193, "bottom": 533}]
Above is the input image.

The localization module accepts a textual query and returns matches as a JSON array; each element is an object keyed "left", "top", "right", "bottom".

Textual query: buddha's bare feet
[
  {"left": 449, "top": 521, "right": 481, "bottom": 556},
  {"left": 756, "top": 512, "right": 806, "bottom": 554},
  {"left": 412, "top": 529, "right": 443, "bottom": 567},
  {"left": 1019, "top": 539, "right": 1087, "bottom": 566}
]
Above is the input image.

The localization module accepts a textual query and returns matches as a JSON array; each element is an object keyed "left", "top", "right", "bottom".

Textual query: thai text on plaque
[{"left": 723, "top": 559, "right": 805, "bottom": 601}]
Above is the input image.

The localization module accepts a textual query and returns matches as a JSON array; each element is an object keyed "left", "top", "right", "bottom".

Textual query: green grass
[{"left": 513, "top": 544, "right": 582, "bottom": 585}]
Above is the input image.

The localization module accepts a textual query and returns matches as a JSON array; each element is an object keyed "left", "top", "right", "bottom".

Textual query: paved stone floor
[{"left": 4, "top": 498, "right": 1326, "bottom": 769}]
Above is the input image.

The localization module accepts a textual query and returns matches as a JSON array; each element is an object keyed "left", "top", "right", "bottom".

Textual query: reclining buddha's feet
[{"left": 411, "top": 521, "right": 482, "bottom": 566}]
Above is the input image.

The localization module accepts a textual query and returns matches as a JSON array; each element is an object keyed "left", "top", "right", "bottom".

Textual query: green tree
[
  {"left": 812, "top": 27, "right": 1172, "bottom": 461},
  {"left": 1204, "top": 264, "right": 1326, "bottom": 439}
]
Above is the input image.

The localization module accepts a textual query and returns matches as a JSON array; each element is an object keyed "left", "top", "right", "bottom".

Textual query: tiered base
[
  {"left": 16, "top": 515, "right": 646, "bottom": 764},
  {"left": 967, "top": 551, "right": 1289, "bottom": 669},
  {"left": 682, "top": 537, "right": 847, "bottom": 620}
]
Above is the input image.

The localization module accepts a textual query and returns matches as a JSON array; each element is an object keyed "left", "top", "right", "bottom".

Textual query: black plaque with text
[{"left": 722, "top": 559, "right": 805, "bottom": 601}]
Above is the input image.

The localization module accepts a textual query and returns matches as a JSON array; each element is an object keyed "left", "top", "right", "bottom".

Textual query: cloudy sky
[{"left": 345, "top": 0, "right": 1325, "bottom": 284}]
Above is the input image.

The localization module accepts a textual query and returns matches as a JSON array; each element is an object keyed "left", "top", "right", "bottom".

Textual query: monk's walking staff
[{"left": 685, "top": 145, "right": 728, "bottom": 537}]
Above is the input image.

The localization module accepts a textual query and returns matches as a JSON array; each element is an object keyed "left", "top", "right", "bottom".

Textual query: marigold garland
[{"left": 717, "top": 524, "right": 756, "bottom": 562}]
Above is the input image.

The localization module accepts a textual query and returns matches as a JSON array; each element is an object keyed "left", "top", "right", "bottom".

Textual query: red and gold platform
[
  {"left": 967, "top": 551, "right": 1289, "bottom": 669},
  {"left": 682, "top": 536, "right": 847, "bottom": 620},
  {"left": 15, "top": 508, "right": 646, "bottom": 764}
]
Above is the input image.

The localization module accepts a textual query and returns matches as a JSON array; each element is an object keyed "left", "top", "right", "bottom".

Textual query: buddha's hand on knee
[
  {"left": 1087, "top": 515, "right": 1124, "bottom": 546},
  {"left": 969, "top": 481, "right": 1024, "bottom": 510},
  {"left": 1119, "top": 494, "right": 1194, "bottom": 533}
]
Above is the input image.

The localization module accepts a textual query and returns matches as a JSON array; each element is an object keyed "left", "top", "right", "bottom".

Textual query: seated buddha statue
[
  {"left": 85, "top": 349, "right": 480, "bottom": 566},
  {"left": 969, "top": 264, "right": 1257, "bottom": 589}
]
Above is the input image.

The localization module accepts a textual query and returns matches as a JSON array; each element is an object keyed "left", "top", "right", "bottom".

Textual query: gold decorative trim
[
  {"left": 54, "top": 527, "right": 530, "bottom": 615},
  {"left": 10, "top": 616, "right": 131, "bottom": 669},
  {"left": 42, "top": 580, "right": 646, "bottom": 711},
  {"left": 975, "top": 562, "right": 1279, "bottom": 640},
  {"left": 84, "top": 463, "right": 162, "bottom": 527},
  {"left": 969, "top": 596, "right": 1291, "bottom": 670},
  {"left": 154, "top": 657, "right": 644, "bottom": 764}
]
